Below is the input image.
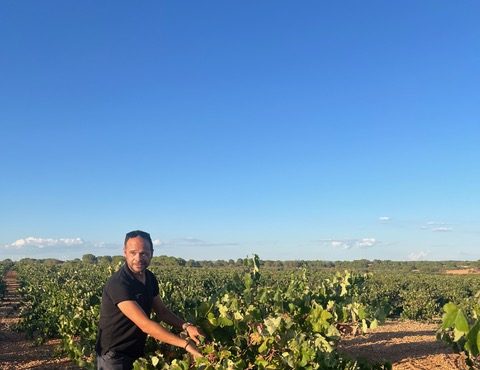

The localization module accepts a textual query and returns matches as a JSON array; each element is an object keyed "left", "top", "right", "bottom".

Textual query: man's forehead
[{"left": 125, "top": 238, "right": 150, "bottom": 249}]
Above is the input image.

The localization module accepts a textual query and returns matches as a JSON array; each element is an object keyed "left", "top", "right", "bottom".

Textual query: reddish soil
[
  {"left": 0, "top": 270, "right": 81, "bottom": 370},
  {"left": 445, "top": 268, "right": 480, "bottom": 275},
  {"left": 339, "top": 320, "right": 468, "bottom": 369}
]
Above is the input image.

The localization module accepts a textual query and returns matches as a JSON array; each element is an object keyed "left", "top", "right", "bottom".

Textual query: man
[{"left": 96, "top": 230, "right": 203, "bottom": 370}]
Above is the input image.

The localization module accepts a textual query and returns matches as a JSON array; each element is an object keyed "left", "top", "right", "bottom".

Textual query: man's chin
[{"left": 130, "top": 265, "right": 145, "bottom": 273}]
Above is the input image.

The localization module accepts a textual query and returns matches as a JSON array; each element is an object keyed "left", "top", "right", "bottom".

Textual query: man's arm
[
  {"left": 152, "top": 295, "right": 204, "bottom": 344},
  {"left": 117, "top": 300, "right": 202, "bottom": 358}
]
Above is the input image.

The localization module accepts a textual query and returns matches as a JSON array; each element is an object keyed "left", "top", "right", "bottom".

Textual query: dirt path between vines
[
  {"left": 0, "top": 270, "right": 81, "bottom": 370},
  {"left": 339, "top": 320, "right": 468, "bottom": 369}
]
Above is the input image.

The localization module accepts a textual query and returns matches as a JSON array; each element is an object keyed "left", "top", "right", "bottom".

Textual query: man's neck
[
  {"left": 126, "top": 264, "right": 146, "bottom": 283},
  {"left": 133, "top": 271, "right": 146, "bottom": 283}
]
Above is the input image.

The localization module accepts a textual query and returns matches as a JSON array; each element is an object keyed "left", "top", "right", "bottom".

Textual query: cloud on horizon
[
  {"left": 421, "top": 221, "right": 453, "bottom": 232},
  {"left": 4, "top": 237, "right": 85, "bottom": 249},
  {"left": 408, "top": 250, "right": 429, "bottom": 261},
  {"left": 316, "top": 238, "right": 379, "bottom": 250},
  {"left": 0, "top": 236, "right": 129, "bottom": 261},
  {"left": 432, "top": 227, "right": 453, "bottom": 232},
  {"left": 159, "top": 237, "right": 239, "bottom": 249}
]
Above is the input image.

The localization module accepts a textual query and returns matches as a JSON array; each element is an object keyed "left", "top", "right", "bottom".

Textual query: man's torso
[{"left": 96, "top": 264, "right": 159, "bottom": 359}]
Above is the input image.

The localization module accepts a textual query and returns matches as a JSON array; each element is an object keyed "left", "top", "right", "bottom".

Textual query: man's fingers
[{"left": 190, "top": 336, "right": 200, "bottom": 345}]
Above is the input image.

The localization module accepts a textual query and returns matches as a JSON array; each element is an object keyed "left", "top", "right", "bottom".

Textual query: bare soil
[
  {"left": 0, "top": 270, "right": 81, "bottom": 370},
  {"left": 445, "top": 268, "right": 480, "bottom": 275},
  {"left": 339, "top": 320, "right": 468, "bottom": 369}
]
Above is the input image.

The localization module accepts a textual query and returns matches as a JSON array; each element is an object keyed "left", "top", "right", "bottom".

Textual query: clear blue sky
[{"left": 1, "top": 1, "right": 479, "bottom": 261}]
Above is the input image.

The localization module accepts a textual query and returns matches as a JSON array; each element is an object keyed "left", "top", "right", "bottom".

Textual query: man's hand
[
  {"left": 185, "top": 340, "right": 203, "bottom": 359},
  {"left": 185, "top": 325, "right": 205, "bottom": 345}
]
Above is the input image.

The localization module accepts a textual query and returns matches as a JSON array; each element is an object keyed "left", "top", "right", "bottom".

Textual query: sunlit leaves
[
  {"left": 15, "top": 258, "right": 389, "bottom": 370},
  {"left": 439, "top": 300, "right": 480, "bottom": 367}
]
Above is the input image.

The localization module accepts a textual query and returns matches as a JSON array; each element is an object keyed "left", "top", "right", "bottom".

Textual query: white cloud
[
  {"left": 408, "top": 251, "right": 428, "bottom": 261},
  {"left": 152, "top": 239, "right": 162, "bottom": 247},
  {"left": 317, "top": 238, "right": 379, "bottom": 250},
  {"left": 358, "top": 238, "right": 377, "bottom": 248},
  {"left": 432, "top": 227, "right": 453, "bottom": 232},
  {"left": 422, "top": 221, "right": 453, "bottom": 232},
  {"left": 5, "top": 237, "right": 85, "bottom": 249},
  {"left": 379, "top": 216, "right": 391, "bottom": 222}
]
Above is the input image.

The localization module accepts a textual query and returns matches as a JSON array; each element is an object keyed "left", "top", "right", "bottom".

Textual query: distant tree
[
  {"left": 112, "top": 255, "right": 124, "bottom": 265},
  {"left": 236, "top": 258, "right": 245, "bottom": 267},
  {"left": 186, "top": 259, "right": 200, "bottom": 268},
  {"left": 97, "top": 256, "right": 113, "bottom": 264},
  {"left": 44, "top": 258, "right": 63, "bottom": 266},
  {"left": 152, "top": 256, "right": 181, "bottom": 266},
  {"left": 19, "top": 258, "right": 37, "bottom": 264},
  {"left": 82, "top": 254, "right": 98, "bottom": 264}
]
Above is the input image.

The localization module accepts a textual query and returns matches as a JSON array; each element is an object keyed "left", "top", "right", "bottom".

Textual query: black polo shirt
[{"left": 96, "top": 264, "right": 159, "bottom": 359}]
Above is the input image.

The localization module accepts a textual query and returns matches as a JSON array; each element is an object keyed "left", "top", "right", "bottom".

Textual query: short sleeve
[
  {"left": 150, "top": 271, "right": 160, "bottom": 297},
  {"left": 106, "top": 279, "right": 135, "bottom": 305}
]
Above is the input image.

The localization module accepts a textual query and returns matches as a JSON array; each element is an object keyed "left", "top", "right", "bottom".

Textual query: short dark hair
[{"left": 124, "top": 230, "right": 154, "bottom": 251}]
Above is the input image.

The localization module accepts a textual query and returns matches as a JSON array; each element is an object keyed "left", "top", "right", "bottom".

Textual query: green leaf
[
  {"left": 326, "top": 324, "right": 340, "bottom": 337},
  {"left": 151, "top": 356, "right": 159, "bottom": 367},
  {"left": 362, "top": 319, "right": 368, "bottom": 333},
  {"left": 314, "top": 334, "right": 333, "bottom": 352},
  {"left": 218, "top": 304, "right": 229, "bottom": 318},
  {"left": 455, "top": 309, "right": 469, "bottom": 333},
  {"left": 244, "top": 273, "right": 253, "bottom": 289},
  {"left": 357, "top": 306, "right": 366, "bottom": 320},
  {"left": 476, "top": 328, "right": 480, "bottom": 357},
  {"left": 444, "top": 302, "right": 458, "bottom": 314},
  {"left": 265, "top": 316, "right": 282, "bottom": 335},
  {"left": 442, "top": 303, "right": 459, "bottom": 329},
  {"left": 207, "top": 312, "right": 218, "bottom": 327},
  {"left": 454, "top": 328, "right": 465, "bottom": 342},
  {"left": 218, "top": 316, "right": 233, "bottom": 327},
  {"left": 259, "top": 339, "right": 269, "bottom": 353},
  {"left": 321, "top": 309, "right": 332, "bottom": 322},
  {"left": 465, "top": 320, "right": 480, "bottom": 356}
]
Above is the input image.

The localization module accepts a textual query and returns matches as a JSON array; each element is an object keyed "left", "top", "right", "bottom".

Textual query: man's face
[{"left": 124, "top": 236, "right": 153, "bottom": 274}]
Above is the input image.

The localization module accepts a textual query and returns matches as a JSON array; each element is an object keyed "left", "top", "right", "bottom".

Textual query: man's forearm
[
  {"left": 143, "top": 319, "right": 187, "bottom": 347},
  {"left": 156, "top": 305, "right": 186, "bottom": 329}
]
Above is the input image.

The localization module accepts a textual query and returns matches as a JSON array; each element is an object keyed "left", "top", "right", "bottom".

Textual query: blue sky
[{"left": 1, "top": 1, "right": 479, "bottom": 261}]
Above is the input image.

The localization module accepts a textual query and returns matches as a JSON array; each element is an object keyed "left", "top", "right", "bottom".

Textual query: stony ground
[
  {"left": 0, "top": 270, "right": 471, "bottom": 369},
  {"left": 339, "top": 320, "right": 468, "bottom": 369},
  {"left": 0, "top": 270, "right": 80, "bottom": 370}
]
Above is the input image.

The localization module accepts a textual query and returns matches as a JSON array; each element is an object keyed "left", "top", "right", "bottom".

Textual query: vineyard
[{"left": 1, "top": 257, "right": 480, "bottom": 369}]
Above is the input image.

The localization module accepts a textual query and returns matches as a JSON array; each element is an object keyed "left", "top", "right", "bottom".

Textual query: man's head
[
  {"left": 123, "top": 230, "right": 154, "bottom": 275},
  {"left": 124, "top": 230, "right": 153, "bottom": 252}
]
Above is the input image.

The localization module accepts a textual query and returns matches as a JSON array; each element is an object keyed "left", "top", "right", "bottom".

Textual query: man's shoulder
[
  {"left": 145, "top": 268, "right": 158, "bottom": 280},
  {"left": 105, "top": 265, "right": 130, "bottom": 285}
]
